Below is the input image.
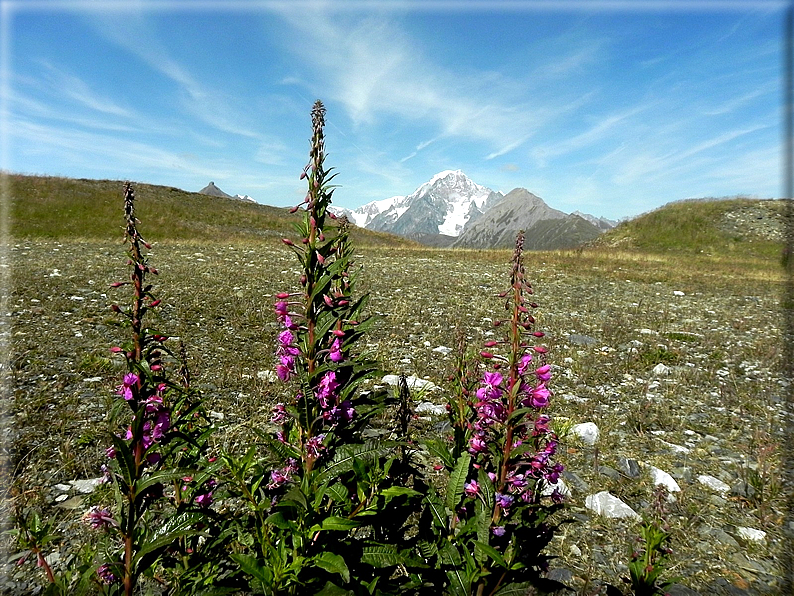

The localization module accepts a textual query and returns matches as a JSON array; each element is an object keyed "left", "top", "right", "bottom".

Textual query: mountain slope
[
  {"left": 589, "top": 197, "right": 787, "bottom": 259},
  {"left": 198, "top": 181, "right": 233, "bottom": 198},
  {"left": 6, "top": 174, "right": 420, "bottom": 248},
  {"left": 453, "top": 188, "right": 571, "bottom": 249},
  {"left": 336, "top": 170, "right": 503, "bottom": 237}
]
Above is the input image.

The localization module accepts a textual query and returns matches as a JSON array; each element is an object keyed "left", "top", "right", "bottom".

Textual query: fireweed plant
[
  {"left": 421, "top": 232, "right": 568, "bottom": 596},
  {"left": 95, "top": 183, "right": 217, "bottom": 595},
  {"left": 220, "top": 101, "right": 427, "bottom": 595}
]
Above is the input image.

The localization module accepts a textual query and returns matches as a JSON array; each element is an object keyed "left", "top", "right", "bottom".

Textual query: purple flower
[
  {"left": 195, "top": 492, "right": 213, "bottom": 507},
  {"left": 529, "top": 384, "right": 550, "bottom": 408},
  {"left": 328, "top": 337, "right": 344, "bottom": 362},
  {"left": 96, "top": 563, "right": 119, "bottom": 585},
  {"left": 105, "top": 445, "right": 116, "bottom": 459},
  {"left": 468, "top": 434, "right": 487, "bottom": 455},
  {"left": 464, "top": 480, "right": 479, "bottom": 498},
  {"left": 476, "top": 372, "right": 503, "bottom": 401},
  {"left": 535, "top": 364, "right": 552, "bottom": 382},
  {"left": 492, "top": 525, "right": 506, "bottom": 537},
  {"left": 495, "top": 492, "right": 514, "bottom": 511},
  {"left": 306, "top": 434, "right": 326, "bottom": 459},
  {"left": 276, "top": 354, "right": 296, "bottom": 382},
  {"left": 116, "top": 372, "right": 139, "bottom": 401},
  {"left": 271, "top": 403, "right": 289, "bottom": 425},
  {"left": 316, "top": 371, "right": 339, "bottom": 406},
  {"left": 518, "top": 353, "right": 533, "bottom": 375},
  {"left": 83, "top": 506, "right": 116, "bottom": 530},
  {"left": 151, "top": 411, "right": 170, "bottom": 441},
  {"left": 268, "top": 468, "right": 291, "bottom": 489}
]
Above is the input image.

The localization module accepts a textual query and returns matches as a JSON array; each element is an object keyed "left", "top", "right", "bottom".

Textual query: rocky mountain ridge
[{"left": 332, "top": 171, "right": 614, "bottom": 250}]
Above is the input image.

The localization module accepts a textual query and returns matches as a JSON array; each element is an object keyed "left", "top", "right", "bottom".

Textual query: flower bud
[
  {"left": 149, "top": 299, "right": 161, "bottom": 307},
  {"left": 110, "top": 304, "right": 121, "bottom": 313},
  {"left": 480, "top": 351, "right": 494, "bottom": 359},
  {"left": 281, "top": 238, "right": 294, "bottom": 246},
  {"left": 483, "top": 341, "right": 498, "bottom": 348},
  {"left": 289, "top": 206, "right": 300, "bottom": 214}
]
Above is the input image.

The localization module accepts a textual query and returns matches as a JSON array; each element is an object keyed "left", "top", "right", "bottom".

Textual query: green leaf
[
  {"left": 110, "top": 433, "right": 137, "bottom": 487},
  {"left": 265, "top": 511, "right": 295, "bottom": 531},
  {"left": 424, "top": 492, "right": 448, "bottom": 531},
  {"left": 134, "top": 470, "right": 186, "bottom": 494},
  {"left": 446, "top": 452, "right": 471, "bottom": 512},
  {"left": 478, "top": 467, "right": 495, "bottom": 510},
  {"left": 424, "top": 438, "right": 455, "bottom": 469},
  {"left": 230, "top": 553, "right": 271, "bottom": 584},
  {"left": 315, "top": 581, "right": 354, "bottom": 596},
  {"left": 316, "top": 441, "right": 384, "bottom": 483},
  {"left": 325, "top": 482, "right": 348, "bottom": 504},
  {"left": 473, "top": 540, "right": 507, "bottom": 568},
  {"left": 314, "top": 551, "right": 350, "bottom": 583},
  {"left": 312, "top": 516, "right": 360, "bottom": 532},
  {"left": 360, "top": 545, "right": 401, "bottom": 568},
  {"left": 133, "top": 511, "right": 207, "bottom": 570}
]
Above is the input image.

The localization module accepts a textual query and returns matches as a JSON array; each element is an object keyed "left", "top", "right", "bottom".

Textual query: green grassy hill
[
  {"left": 4, "top": 174, "right": 419, "bottom": 248},
  {"left": 591, "top": 197, "right": 789, "bottom": 260}
]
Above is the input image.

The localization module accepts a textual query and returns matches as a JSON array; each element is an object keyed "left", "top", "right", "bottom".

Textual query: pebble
[
  {"left": 648, "top": 465, "right": 681, "bottom": 492},
  {"left": 570, "top": 422, "right": 599, "bottom": 445},
  {"left": 698, "top": 474, "right": 730, "bottom": 494},
  {"left": 585, "top": 491, "right": 640, "bottom": 520}
]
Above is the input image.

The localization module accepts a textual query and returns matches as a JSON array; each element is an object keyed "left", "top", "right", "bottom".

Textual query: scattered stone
[
  {"left": 673, "top": 290, "right": 685, "bottom": 296},
  {"left": 432, "top": 346, "right": 452, "bottom": 355},
  {"left": 381, "top": 374, "right": 439, "bottom": 392},
  {"left": 708, "top": 495, "right": 728, "bottom": 508},
  {"left": 562, "top": 470, "right": 589, "bottom": 493},
  {"left": 568, "top": 544, "right": 582, "bottom": 557},
  {"left": 702, "top": 527, "right": 740, "bottom": 548},
  {"left": 209, "top": 411, "right": 225, "bottom": 420},
  {"left": 648, "top": 466, "right": 681, "bottom": 492},
  {"left": 666, "top": 584, "right": 699, "bottom": 596},
  {"left": 730, "top": 479, "right": 756, "bottom": 500},
  {"left": 658, "top": 439, "right": 690, "bottom": 454},
  {"left": 616, "top": 456, "right": 641, "bottom": 479},
  {"left": 70, "top": 478, "right": 102, "bottom": 494},
  {"left": 567, "top": 334, "right": 598, "bottom": 346},
  {"left": 651, "top": 363, "right": 670, "bottom": 376},
  {"left": 571, "top": 422, "right": 599, "bottom": 445},
  {"left": 414, "top": 401, "right": 447, "bottom": 416},
  {"left": 54, "top": 494, "right": 69, "bottom": 503},
  {"left": 585, "top": 491, "right": 640, "bottom": 520},
  {"left": 597, "top": 465, "right": 621, "bottom": 481},
  {"left": 546, "top": 567, "right": 574, "bottom": 585},
  {"left": 542, "top": 478, "right": 571, "bottom": 497},
  {"left": 735, "top": 526, "right": 766, "bottom": 543},
  {"left": 257, "top": 370, "right": 277, "bottom": 382},
  {"left": 53, "top": 483, "right": 71, "bottom": 492},
  {"left": 82, "top": 376, "right": 103, "bottom": 383},
  {"left": 698, "top": 474, "right": 730, "bottom": 494}
]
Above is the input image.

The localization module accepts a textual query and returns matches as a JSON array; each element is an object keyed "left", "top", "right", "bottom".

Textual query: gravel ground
[{"left": 1, "top": 239, "right": 790, "bottom": 595}]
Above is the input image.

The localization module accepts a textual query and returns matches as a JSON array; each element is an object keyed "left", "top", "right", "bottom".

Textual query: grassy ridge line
[
  {"left": 592, "top": 197, "right": 787, "bottom": 261},
  {"left": 5, "top": 174, "right": 420, "bottom": 248}
]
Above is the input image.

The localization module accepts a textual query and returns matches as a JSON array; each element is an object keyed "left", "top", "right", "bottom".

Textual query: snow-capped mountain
[
  {"left": 235, "top": 194, "right": 256, "bottom": 203},
  {"left": 331, "top": 170, "right": 503, "bottom": 238},
  {"left": 572, "top": 211, "right": 617, "bottom": 231}
]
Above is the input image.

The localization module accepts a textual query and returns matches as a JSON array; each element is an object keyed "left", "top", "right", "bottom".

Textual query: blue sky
[{"left": 1, "top": 1, "right": 787, "bottom": 220}]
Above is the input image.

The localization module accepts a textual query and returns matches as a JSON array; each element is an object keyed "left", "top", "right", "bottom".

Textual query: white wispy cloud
[{"left": 270, "top": 8, "right": 569, "bottom": 159}]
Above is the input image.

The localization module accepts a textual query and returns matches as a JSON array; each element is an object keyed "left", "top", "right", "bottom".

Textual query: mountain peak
[{"left": 199, "top": 181, "right": 232, "bottom": 198}]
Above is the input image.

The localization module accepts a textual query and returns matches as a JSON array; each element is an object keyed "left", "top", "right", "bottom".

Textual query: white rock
[
  {"left": 697, "top": 474, "right": 730, "bottom": 494},
  {"left": 54, "top": 483, "right": 71, "bottom": 492},
  {"left": 569, "top": 544, "right": 582, "bottom": 557},
  {"left": 658, "top": 439, "right": 690, "bottom": 454},
  {"left": 414, "top": 402, "right": 447, "bottom": 416},
  {"left": 381, "top": 374, "right": 439, "bottom": 392},
  {"left": 209, "top": 411, "right": 225, "bottom": 420},
  {"left": 433, "top": 346, "right": 452, "bottom": 355},
  {"left": 673, "top": 290, "right": 685, "bottom": 296},
  {"left": 652, "top": 363, "right": 670, "bottom": 376},
  {"left": 542, "top": 478, "right": 572, "bottom": 497},
  {"left": 70, "top": 478, "right": 103, "bottom": 494},
  {"left": 648, "top": 466, "right": 681, "bottom": 492},
  {"left": 257, "top": 370, "right": 278, "bottom": 382},
  {"left": 571, "top": 422, "right": 600, "bottom": 445},
  {"left": 55, "top": 494, "right": 69, "bottom": 502},
  {"left": 585, "top": 491, "right": 640, "bottom": 520},
  {"left": 736, "top": 526, "right": 766, "bottom": 542}
]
